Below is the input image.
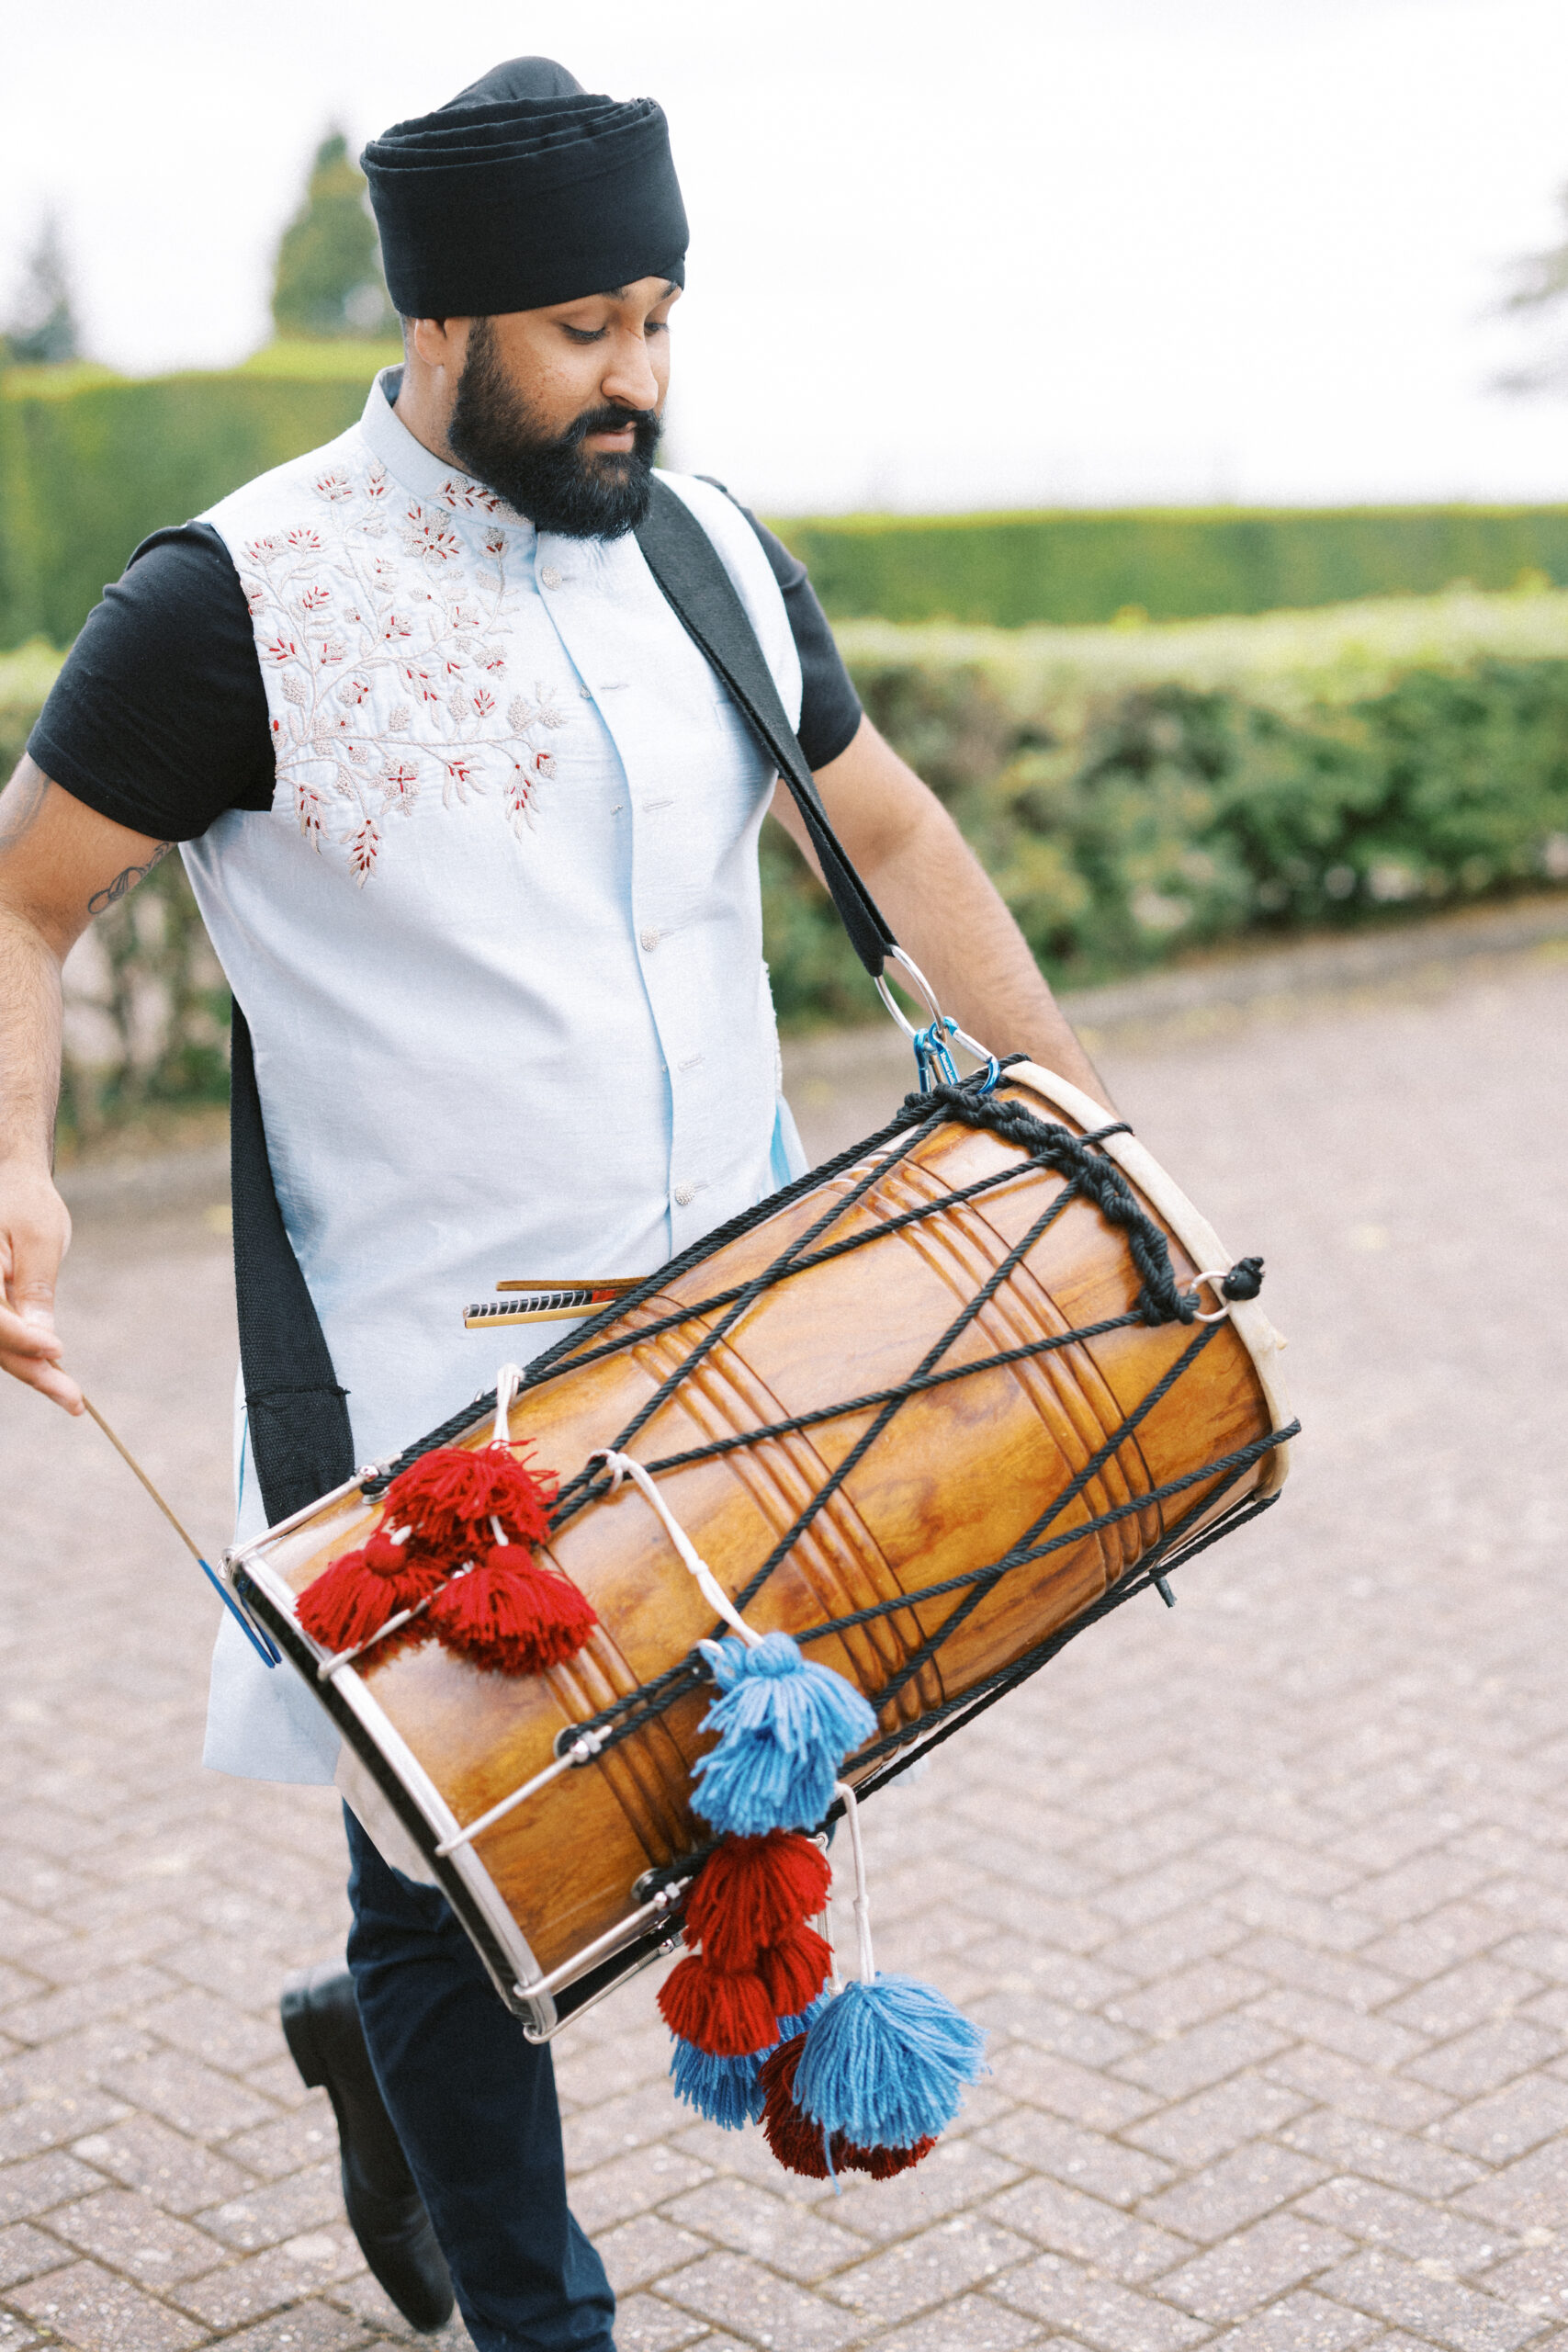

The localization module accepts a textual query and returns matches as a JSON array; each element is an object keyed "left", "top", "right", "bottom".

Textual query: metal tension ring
[
  {"left": 874, "top": 946, "right": 996, "bottom": 1073},
  {"left": 1191, "top": 1271, "right": 1236, "bottom": 1324}
]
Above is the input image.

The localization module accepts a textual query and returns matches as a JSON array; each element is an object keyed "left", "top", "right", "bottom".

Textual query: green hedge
[
  {"left": 772, "top": 505, "right": 1568, "bottom": 628},
  {"left": 0, "top": 345, "right": 399, "bottom": 649},
  {"left": 6, "top": 585, "right": 1568, "bottom": 1134}
]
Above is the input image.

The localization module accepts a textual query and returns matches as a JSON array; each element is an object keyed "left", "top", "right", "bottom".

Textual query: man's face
[{"left": 444, "top": 277, "right": 680, "bottom": 537}]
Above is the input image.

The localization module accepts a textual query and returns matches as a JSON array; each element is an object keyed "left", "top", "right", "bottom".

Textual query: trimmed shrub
[
  {"left": 0, "top": 346, "right": 399, "bottom": 648},
  {"left": 6, "top": 586, "right": 1568, "bottom": 1136},
  {"left": 772, "top": 506, "right": 1568, "bottom": 628}
]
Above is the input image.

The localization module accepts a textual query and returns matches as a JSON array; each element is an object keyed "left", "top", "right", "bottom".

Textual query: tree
[
  {"left": 272, "top": 129, "right": 397, "bottom": 341},
  {"left": 1497, "top": 186, "right": 1568, "bottom": 393},
  {"left": 3, "top": 213, "right": 82, "bottom": 368}
]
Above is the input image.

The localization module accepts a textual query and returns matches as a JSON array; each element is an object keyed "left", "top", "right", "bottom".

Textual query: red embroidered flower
[
  {"left": 340, "top": 677, "right": 370, "bottom": 705},
  {"left": 350, "top": 818, "right": 381, "bottom": 881},
  {"left": 380, "top": 612, "right": 412, "bottom": 641},
  {"left": 401, "top": 663, "right": 440, "bottom": 702},
  {"left": 288, "top": 526, "right": 323, "bottom": 552},
  {"left": 300, "top": 584, "right": 331, "bottom": 611},
  {"left": 262, "top": 636, "right": 298, "bottom": 665},
  {"left": 471, "top": 686, "right": 496, "bottom": 718},
  {"left": 296, "top": 782, "right": 324, "bottom": 846},
  {"left": 314, "top": 469, "right": 353, "bottom": 502},
  {"left": 484, "top": 529, "right": 507, "bottom": 557},
  {"left": 535, "top": 750, "right": 555, "bottom": 777},
  {"left": 366, "top": 467, "right": 389, "bottom": 500},
  {"left": 319, "top": 636, "right": 347, "bottom": 665}
]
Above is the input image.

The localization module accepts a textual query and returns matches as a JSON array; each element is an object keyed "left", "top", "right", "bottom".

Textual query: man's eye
[{"left": 562, "top": 325, "right": 606, "bottom": 345}]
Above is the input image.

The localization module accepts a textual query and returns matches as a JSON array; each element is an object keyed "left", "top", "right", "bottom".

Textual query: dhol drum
[{"left": 229, "top": 1057, "right": 1294, "bottom": 2040}]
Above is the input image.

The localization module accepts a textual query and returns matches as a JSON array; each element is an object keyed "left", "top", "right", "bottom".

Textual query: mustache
[{"left": 565, "top": 401, "right": 661, "bottom": 451}]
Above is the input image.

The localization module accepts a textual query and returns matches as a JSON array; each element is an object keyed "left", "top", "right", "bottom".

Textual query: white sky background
[{"left": 5, "top": 0, "right": 1568, "bottom": 514}]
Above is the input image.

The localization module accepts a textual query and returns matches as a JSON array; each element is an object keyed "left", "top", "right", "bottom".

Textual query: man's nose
[{"left": 602, "top": 339, "right": 660, "bottom": 413}]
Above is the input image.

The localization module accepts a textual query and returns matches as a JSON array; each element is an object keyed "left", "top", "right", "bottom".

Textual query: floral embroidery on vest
[{"left": 238, "top": 449, "right": 570, "bottom": 883}]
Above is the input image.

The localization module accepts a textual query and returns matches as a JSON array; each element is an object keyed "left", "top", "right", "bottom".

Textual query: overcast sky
[{"left": 6, "top": 0, "right": 1568, "bottom": 513}]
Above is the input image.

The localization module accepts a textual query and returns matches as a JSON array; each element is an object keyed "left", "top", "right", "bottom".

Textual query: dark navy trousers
[{"left": 344, "top": 1811, "right": 615, "bottom": 2351}]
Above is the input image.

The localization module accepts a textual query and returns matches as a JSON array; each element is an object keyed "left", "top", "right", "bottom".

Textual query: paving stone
[
  {"left": 1381, "top": 1960, "right": 1546, "bottom": 2039},
  {"left": 173, "top": 2225, "right": 365, "bottom": 2325},
  {"left": 1293, "top": 2177, "right": 1513, "bottom": 2272},
  {"left": 1455, "top": 2142, "right": 1568, "bottom": 2233},
  {"left": 664, "top": 2178, "right": 866, "bottom": 2278},
  {"left": 1126, "top": 2075, "right": 1312, "bottom": 2168},
  {"left": 1279, "top": 2111, "right": 1484, "bottom": 2199},
  {"left": 666, "top": 2119, "right": 838, "bottom": 2202},
  {"left": 1476, "top": 2244, "right": 1568, "bottom": 2325},
  {"left": 101, "top": 2049, "right": 278, "bottom": 2140},
  {"left": 996, "top": 2047, "right": 1160, "bottom": 2131},
  {"left": 976, "top": 2109, "right": 1174, "bottom": 2205},
  {"left": 610, "top": 2294, "right": 710, "bottom": 2350},
  {"left": 855, "top": 2290, "right": 1046, "bottom": 2348},
  {"left": 11, "top": 2254, "right": 206, "bottom": 2349},
  {"left": 1439, "top": 2075, "right": 1568, "bottom": 2163},
  {"left": 990, "top": 2251, "right": 1210, "bottom": 2349},
  {"left": 568, "top": 2142, "right": 713, "bottom": 2236},
  {"left": 1158, "top": 2211, "right": 1355, "bottom": 2321},
  {"left": 1142, "top": 2143, "right": 1329, "bottom": 2243},
  {"left": 0, "top": 2221, "right": 71, "bottom": 2288},
  {"left": 1109, "top": 1959, "right": 1268, "bottom": 2035},
  {"left": 0, "top": 1968, "right": 182, "bottom": 2047},
  {"left": 197, "top": 2161, "right": 343, "bottom": 2250},
  {"left": 70, "top": 2115, "right": 254, "bottom": 2211},
  {"left": 1115, "top": 2016, "right": 1292, "bottom": 2099},
  {"left": 0, "top": 2088, "right": 130, "bottom": 2161},
  {"left": 983, "top": 2174, "right": 1190, "bottom": 2279},
  {"left": 1261, "top": 2041, "right": 1455, "bottom": 2132},
  {"left": 51, "top": 2188, "right": 227, "bottom": 2282},
  {"left": 661, "top": 2248, "right": 867, "bottom": 2346},
  {"left": 223, "top": 2098, "right": 338, "bottom": 2182},
  {"left": 823, "top": 2137, "right": 1024, "bottom": 2245},
  {"left": 828, "top": 2215, "right": 1034, "bottom": 2322},
  {"left": 1406, "top": 2018, "right": 1563, "bottom": 2098},
  {"left": 0, "top": 2152, "right": 106, "bottom": 2222},
  {"left": 1242, "top": 1985, "right": 1427, "bottom": 2070},
  {"left": 595, "top": 2212, "right": 707, "bottom": 2294},
  {"left": 211, "top": 2306, "right": 369, "bottom": 2352},
  {"left": 1226, "top": 1937, "right": 1404, "bottom": 2015},
  {"left": 137, "top": 1985, "right": 286, "bottom": 2074},
  {"left": 1207, "top": 2288, "right": 1380, "bottom": 2348},
  {"left": 1315, "top": 2247, "right": 1540, "bottom": 2351}
]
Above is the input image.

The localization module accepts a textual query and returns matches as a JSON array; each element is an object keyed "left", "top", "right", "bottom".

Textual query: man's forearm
[
  {"left": 0, "top": 900, "right": 66, "bottom": 1174},
  {"left": 856, "top": 796, "right": 1112, "bottom": 1109}
]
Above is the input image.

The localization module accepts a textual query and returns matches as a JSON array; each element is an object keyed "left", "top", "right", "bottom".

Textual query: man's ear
[{"left": 406, "top": 317, "right": 469, "bottom": 375}]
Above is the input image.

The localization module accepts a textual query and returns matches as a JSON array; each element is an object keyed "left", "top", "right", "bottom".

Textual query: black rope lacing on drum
[{"left": 357, "top": 1070, "right": 1293, "bottom": 1807}]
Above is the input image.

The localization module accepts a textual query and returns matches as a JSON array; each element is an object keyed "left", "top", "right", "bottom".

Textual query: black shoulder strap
[
  {"left": 230, "top": 1001, "right": 356, "bottom": 1522},
  {"left": 634, "top": 478, "right": 897, "bottom": 980}
]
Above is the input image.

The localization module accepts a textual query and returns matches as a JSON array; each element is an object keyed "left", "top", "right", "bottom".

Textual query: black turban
[{"left": 363, "top": 56, "right": 687, "bottom": 321}]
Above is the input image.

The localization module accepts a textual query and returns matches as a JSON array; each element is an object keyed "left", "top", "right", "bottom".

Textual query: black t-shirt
[{"left": 30, "top": 494, "right": 862, "bottom": 843}]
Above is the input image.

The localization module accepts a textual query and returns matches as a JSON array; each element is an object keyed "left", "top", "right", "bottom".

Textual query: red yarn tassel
[
  {"left": 658, "top": 1951, "right": 778, "bottom": 2058},
  {"left": 685, "top": 1833, "right": 831, "bottom": 1972},
  {"left": 381, "top": 1442, "right": 556, "bottom": 1551},
  {"left": 427, "top": 1544, "right": 597, "bottom": 1676},
  {"left": 758, "top": 2032, "right": 935, "bottom": 2181},
  {"left": 756, "top": 1924, "right": 832, "bottom": 2019},
  {"left": 297, "top": 1540, "right": 446, "bottom": 1654},
  {"left": 839, "top": 2135, "right": 936, "bottom": 2178},
  {"left": 759, "top": 2033, "right": 832, "bottom": 2177}
]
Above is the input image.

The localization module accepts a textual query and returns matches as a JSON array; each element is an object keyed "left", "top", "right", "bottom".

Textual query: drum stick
[{"left": 79, "top": 1394, "right": 281, "bottom": 1667}]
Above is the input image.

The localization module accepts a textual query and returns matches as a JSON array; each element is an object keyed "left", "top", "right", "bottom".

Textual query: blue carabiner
[{"left": 912, "top": 1018, "right": 962, "bottom": 1093}]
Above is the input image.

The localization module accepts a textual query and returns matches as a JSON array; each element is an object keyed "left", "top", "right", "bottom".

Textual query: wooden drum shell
[{"left": 231, "top": 1061, "right": 1291, "bottom": 2026}]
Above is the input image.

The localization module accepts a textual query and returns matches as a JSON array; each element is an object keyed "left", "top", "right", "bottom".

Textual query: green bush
[
  {"left": 6, "top": 587, "right": 1568, "bottom": 1136},
  {"left": 772, "top": 505, "right": 1568, "bottom": 628},
  {"left": 0, "top": 345, "right": 400, "bottom": 648}
]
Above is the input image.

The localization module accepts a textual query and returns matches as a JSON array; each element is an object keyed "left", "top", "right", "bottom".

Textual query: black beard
[{"left": 446, "top": 318, "right": 663, "bottom": 539}]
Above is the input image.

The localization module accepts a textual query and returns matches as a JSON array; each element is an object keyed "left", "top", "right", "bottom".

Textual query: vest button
[
  {"left": 673, "top": 1182, "right": 696, "bottom": 1206},
  {"left": 539, "top": 565, "right": 562, "bottom": 589},
  {"left": 639, "top": 926, "right": 660, "bottom": 952}
]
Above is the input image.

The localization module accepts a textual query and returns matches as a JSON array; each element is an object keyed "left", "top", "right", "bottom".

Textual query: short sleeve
[
  {"left": 28, "top": 524, "right": 275, "bottom": 841},
  {"left": 703, "top": 488, "right": 864, "bottom": 771}
]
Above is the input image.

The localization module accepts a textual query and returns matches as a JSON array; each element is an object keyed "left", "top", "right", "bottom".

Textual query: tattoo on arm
[{"left": 88, "top": 842, "right": 173, "bottom": 916}]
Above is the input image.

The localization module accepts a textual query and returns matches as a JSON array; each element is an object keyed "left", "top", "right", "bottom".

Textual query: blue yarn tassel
[
  {"left": 691, "top": 1632, "right": 877, "bottom": 1836},
  {"left": 670, "top": 2041, "right": 767, "bottom": 2130},
  {"left": 793, "top": 1974, "right": 987, "bottom": 2147},
  {"left": 669, "top": 1996, "right": 830, "bottom": 2131}
]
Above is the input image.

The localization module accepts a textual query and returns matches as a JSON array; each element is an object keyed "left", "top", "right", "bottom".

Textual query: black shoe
[{"left": 281, "top": 1962, "right": 456, "bottom": 2335}]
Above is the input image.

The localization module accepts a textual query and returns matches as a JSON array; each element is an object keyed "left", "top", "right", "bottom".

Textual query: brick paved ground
[{"left": 5, "top": 942, "right": 1568, "bottom": 2351}]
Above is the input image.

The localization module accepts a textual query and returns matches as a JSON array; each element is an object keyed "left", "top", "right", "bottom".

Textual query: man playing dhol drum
[{"left": 0, "top": 55, "right": 1103, "bottom": 2352}]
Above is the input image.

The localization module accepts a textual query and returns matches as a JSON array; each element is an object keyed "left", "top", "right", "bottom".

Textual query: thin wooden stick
[
  {"left": 80, "top": 1394, "right": 207, "bottom": 1563},
  {"left": 79, "top": 1394, "right": 280, "bottom": 1665}
]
